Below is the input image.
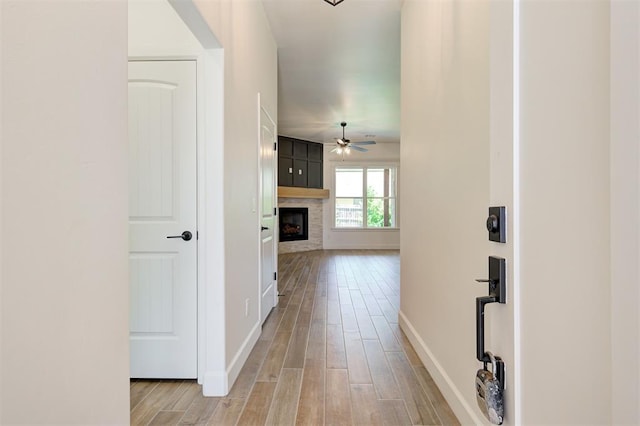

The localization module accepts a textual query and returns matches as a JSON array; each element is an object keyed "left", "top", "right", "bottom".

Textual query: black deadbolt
[{"left": 487, "top": 206, "right": 506, "bottom": 243}]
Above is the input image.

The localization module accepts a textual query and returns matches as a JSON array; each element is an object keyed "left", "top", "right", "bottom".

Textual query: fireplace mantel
[{"left": 278, "top": 186, "right": 330, "bottom": 199}]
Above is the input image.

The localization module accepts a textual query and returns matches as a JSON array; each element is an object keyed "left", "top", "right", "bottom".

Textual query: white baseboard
[
  {"left": 398, "top": 310, "right": 484, "bottom": 425},
  {"left": 226, "top": 320, "right": 262, "bottom": 387},
  {"left": 202, "top": 320, "right": 262, "bottom": 397}
]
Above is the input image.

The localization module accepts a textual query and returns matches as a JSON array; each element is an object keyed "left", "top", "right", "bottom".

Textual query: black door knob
[
  {"left": 166, "top": 231, "right": 192, "bottom": 241},
  {"left": 261, "top": 226, "right": 269, "bottom": 231}
]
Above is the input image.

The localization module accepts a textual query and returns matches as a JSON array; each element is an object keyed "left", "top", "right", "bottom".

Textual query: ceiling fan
[{"left": 330, "top": 122, "right": 376, "bottom": 154}]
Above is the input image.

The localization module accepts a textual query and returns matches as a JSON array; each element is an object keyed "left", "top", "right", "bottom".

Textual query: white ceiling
[{"left": 261, "top": 0, "right": 401, "bottom": 145}]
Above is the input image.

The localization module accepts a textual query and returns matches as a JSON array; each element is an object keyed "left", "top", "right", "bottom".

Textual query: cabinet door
[
  {"left": 308, "top": 142, "right": 322, "bottom": 161},
  {"left": 307, "top": 161, "right": 322, "bottom": 188},
  {"left": 293, "top": 141, "right": 308, "bottom": 159},
  {"left": 293, "top": 159, "right": 307, "bottom": 187},
  {"left": 279, "top": 157, "right": 293, "bottom": 187},
  {"left": 279, "top": 137, "right": 293, "bottom": 157}
]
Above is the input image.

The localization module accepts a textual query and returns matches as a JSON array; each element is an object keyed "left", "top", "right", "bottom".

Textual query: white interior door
[
  {"left": 260, "top": 105, "right": 277, "bottom": 324},
  {"left": 128, "top": 60, "right": 197, "bottom": 378}
]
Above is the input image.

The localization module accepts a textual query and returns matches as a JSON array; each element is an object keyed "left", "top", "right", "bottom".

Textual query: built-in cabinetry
[{"left": 278, "top": 136, "right": 323, "bottom": 188}]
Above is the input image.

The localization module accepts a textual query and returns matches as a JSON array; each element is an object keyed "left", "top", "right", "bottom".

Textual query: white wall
[
  {"left": 610, "top": 1, "right": 640, "bottom": 423},
  {"left": 400, "top": 1, "right": 491, "bottom": 423},
  {"left": 518, "top": 2, "right": 611, "bottom": 423},
  {"left": 192, "top": 0, "right": 278, "bottom": 393},
  {"left": 129, "top": 0, "right": 203, "bottom": 56},
  {"left": 1, "top": 1, "right": 130, "bottom": 424},
  {"left": 323, "top": 142, "right": 400, "bottom": 249}
]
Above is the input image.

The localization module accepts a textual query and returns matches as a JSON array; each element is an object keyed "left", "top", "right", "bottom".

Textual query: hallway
[{"left": 130, "top": 250, "right": 459, "bottom": 425}]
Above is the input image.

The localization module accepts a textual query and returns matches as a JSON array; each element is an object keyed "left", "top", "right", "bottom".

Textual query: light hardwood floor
[{"left": 130, "top": 250, "right": 459, "bottom": 425}]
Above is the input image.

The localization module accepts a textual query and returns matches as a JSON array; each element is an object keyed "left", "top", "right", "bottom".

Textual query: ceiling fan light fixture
[
  {"left": 323, "top": 0, "right": 344, "bottom": 6},
  {"left": 332, "top": 121, "right": 374, "bottom": 156}
]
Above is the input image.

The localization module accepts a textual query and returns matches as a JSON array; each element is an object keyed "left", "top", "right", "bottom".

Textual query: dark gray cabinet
[
  {"left": 307, "top": 161, "right": 322, "bottom": 188},
  {"left": 293, "top": 159, "right": 307, "bottom": 187},
  {"left": 308, "top": 143, "right": 322, "bottom": 161},
  {"left": 278, "top": 136, "right": 323, "bottom": 188},
  {"left": 279, "top": 157, "right": 293, "bottom": 186},
  {"left": 279, "top": 138, "right": 293, "bottom": 157}
]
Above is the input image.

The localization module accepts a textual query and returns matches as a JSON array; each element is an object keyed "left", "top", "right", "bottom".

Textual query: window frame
[{"left": 332, "top": 163, "right": 399, "bottom": 230}]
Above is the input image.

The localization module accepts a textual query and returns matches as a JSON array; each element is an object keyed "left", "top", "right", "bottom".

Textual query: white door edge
[{"left": 258, "top": 92, "right": 278, "bottom": 324}]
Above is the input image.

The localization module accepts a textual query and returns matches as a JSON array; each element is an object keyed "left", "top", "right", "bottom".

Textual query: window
[{"left": 334, "top": 166, "right": 398, "bottom": 228}]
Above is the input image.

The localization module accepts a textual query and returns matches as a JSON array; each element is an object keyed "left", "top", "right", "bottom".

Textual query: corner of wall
[
  {"left": 203, "top": 320, "right": 261, "bottom": 397},
  {"left": 202, "top": 371, "right": 228, "bottom": 397}
]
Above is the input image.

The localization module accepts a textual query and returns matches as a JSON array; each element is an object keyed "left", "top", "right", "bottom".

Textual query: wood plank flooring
[{"left": 130, "top": 250, "right": 459, "bottom": 426}]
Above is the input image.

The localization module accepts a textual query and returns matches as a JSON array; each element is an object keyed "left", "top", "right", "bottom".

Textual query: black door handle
[
  {"left": 261, "top": 226, "right": 269, "bottom": 231},
  {"left": 167, "top": 231, "right": 192, "bottom": 241},
  {"left": 475, "top": 257, "right": 506, "bottom": 362},
  {"left": 476, "top": 295, "right": 497, "bottom": 362}
]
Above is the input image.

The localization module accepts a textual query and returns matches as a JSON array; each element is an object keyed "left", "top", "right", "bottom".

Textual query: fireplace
[{"left": 279, "top": 207, "right": 309, "bottom": 242}]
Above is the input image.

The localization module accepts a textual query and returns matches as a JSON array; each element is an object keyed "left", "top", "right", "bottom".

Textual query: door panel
[
  {"left": 293, "top": 140, "right": 308, "bottom": 159},
  {"left": 128, "top": 60, "right": 197, "bottom": 378},
  {"left": 308, "top": 142, "right": 322, "bottom": 161},
  {"left": 279, "top": 137, "right": 293, "bottom": 157},
  {"left": 130, "top": 254, "right": 176, "bottom": 333},
  {"left": 128, "top": 81, "right": 175, "bottom": 219},
  {"left": 307, "top": 161, "right": 322, "bottom": 188},
  {"left": 260, "top": 106, "right": 277, "bottom": 324}
]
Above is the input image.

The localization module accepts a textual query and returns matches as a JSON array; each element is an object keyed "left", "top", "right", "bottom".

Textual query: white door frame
[
  {"left": 169, "top": 3, "right": 227, "bottom": 396},
  {"left": 127, "top": 52, "right": 223, "bottom": 390},
  {"left": 195, "top": 49, "right": 226, "bottom": 394}
]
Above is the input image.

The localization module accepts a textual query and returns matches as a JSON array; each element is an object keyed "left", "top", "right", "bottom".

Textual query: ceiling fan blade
[
  {"left": 350, "top": 145, "right": 368, "bottom": 152},
  {"left": 351, "top": 140, "right": 376, "bottom": 145},
  {"left": 330, "top": 147, "right": 340, "bottom": 153}
]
